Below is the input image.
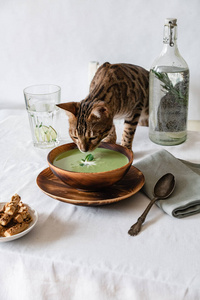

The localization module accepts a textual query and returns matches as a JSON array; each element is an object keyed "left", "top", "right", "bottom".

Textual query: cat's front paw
[{"left": 121, "top": 142, "right": 132, "bottom": 150}]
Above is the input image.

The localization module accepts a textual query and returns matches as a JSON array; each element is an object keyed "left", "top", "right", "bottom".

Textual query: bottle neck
[
  {"left": 151, "top": 19, "right": 188, "bottom": 70},
  {"left": 161, "top": 23, "right": 179, "bottom": 55},
  {"left": 163, "top": 22, "right": 177, "bottom": 46}
]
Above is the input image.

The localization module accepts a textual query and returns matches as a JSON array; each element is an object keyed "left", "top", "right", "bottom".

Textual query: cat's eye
[
  {"left": 72, "top": 136, "right": 78, "bottom": 140},
  {"left": 89, "top": 136, "right": 97, "bottom": 141}
]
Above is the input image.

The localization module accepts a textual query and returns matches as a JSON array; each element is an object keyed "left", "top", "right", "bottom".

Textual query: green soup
[{"left": 53, "top": 148, "right": 129, "bottom": 173}]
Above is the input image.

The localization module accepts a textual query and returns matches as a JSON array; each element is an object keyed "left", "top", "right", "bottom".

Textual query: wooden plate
[{"left": 36, "top": 166, "right": 145, "bottom": 206}]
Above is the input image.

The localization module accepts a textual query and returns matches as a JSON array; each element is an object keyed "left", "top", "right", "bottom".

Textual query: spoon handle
[{"left": 128, "top": 197, "right": 158, "bottom": 236}]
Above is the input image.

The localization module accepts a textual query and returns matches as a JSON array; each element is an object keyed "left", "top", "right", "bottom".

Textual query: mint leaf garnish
[
  {"left": 85, "top": 154, "right": 94, "bottom": 162},
  {"left": 80, "top": 154, "right": 95, "bottom": 166}
]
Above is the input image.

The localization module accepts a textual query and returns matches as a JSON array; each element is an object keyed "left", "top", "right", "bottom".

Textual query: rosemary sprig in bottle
[{"left": 152, "top": 69, "right": 188, "bottom": 105}]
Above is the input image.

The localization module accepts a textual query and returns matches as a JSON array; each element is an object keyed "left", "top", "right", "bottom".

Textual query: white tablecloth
[{"left": 0, "top": 109, "right": 200, "bottom": 300}]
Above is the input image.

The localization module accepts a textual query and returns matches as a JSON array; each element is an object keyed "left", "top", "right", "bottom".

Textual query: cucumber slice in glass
[{"left": 34, "top": 125, "right": 57, "bottom": 142}]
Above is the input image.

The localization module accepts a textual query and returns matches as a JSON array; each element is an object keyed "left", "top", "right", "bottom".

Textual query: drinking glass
[{"left": 24, "top": 84, "right": 61, "bottom": 148}]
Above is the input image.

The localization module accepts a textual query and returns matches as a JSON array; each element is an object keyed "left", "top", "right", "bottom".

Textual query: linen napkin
[{"left": 134, "top": 149, "right": 200, "bottom": 218}]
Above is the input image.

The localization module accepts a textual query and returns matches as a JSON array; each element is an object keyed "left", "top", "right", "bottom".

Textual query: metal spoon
[{"left": 128, "top": 173, "right": 175, "bottom": 236}]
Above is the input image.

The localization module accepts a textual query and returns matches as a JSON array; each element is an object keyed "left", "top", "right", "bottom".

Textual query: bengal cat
[{"left": 57, "top": 62, "right": 149, "bottom": 152}]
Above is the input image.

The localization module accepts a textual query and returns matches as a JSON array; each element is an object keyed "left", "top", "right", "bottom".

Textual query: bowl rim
[{"left": 47, "top": 142, "right": 133, "bottom": 175}]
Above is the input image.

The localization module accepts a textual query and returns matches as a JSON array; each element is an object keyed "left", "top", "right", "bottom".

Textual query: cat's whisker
[{"left": 79, "top": 149, "right": 86, "bottom": 153}]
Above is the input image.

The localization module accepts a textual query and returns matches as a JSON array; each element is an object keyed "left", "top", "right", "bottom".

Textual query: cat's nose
[
  {"left": 79, "top": 144, "right": 89, "bottom": 153},
  {"left": 83, "top": 145, "right": 90, "bottom": 152}
]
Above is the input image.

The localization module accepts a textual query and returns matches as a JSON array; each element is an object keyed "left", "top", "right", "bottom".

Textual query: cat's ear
[
  {"left": 57, "top": 102, "right": 80, "bottom": 119},
  {"left": 88, "top": 101, "right": 110, "bottom": 121}
]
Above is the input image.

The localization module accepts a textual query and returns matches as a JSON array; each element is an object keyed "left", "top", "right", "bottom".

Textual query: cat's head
[{"left": 57, "top": 101, "right": 113, "bottom": 152}]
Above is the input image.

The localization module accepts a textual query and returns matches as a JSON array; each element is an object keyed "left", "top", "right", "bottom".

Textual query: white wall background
[{"left": 0, "top": 0, "right": 200, "bottom": 120}]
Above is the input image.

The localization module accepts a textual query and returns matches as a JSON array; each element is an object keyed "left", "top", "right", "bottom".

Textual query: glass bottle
[{"left": 149, "top": 18, "right": 189, "bottom": 145}]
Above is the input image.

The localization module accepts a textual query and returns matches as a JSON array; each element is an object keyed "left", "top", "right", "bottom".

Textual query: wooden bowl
[{"left": 47, "top": 142, "right": 133, "bottom": 191}]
